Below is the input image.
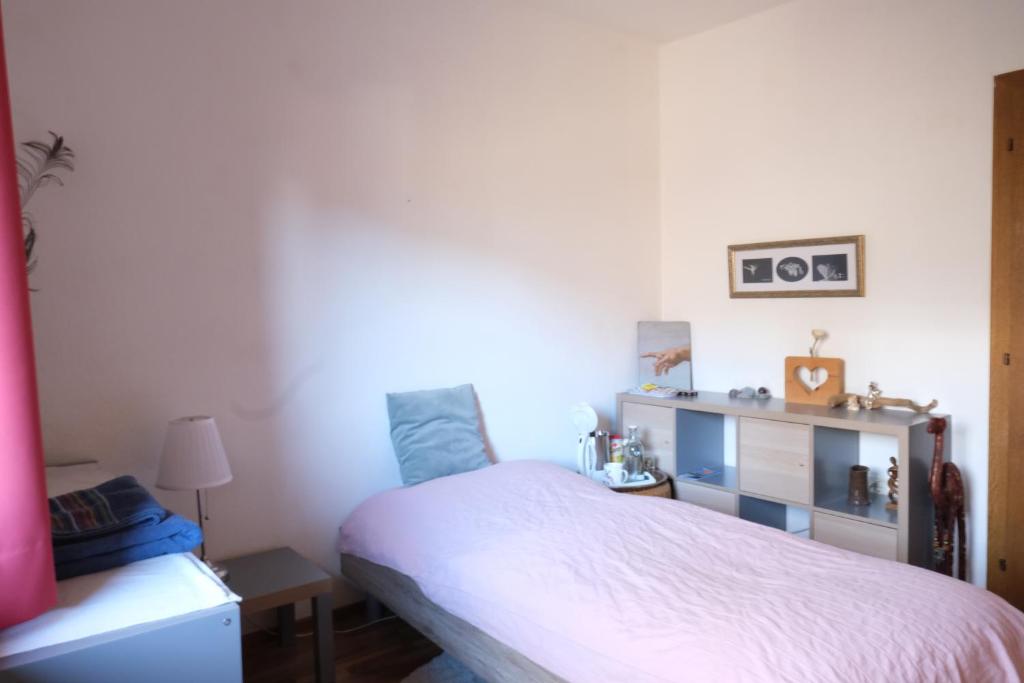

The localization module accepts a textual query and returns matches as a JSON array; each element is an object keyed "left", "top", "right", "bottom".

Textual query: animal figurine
[
  {"left": 828, "top": 382, "right": 937, "bottom": 414},
  {"left": 928, "top": 418, "right": 965, "bottom": 580}
]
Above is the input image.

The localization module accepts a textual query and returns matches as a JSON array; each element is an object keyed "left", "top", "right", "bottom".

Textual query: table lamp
[{"left": 156, "top": 416, "right": 233, "bottom": 580}]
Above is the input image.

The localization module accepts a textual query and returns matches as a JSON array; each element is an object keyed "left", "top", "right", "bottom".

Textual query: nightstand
[
  {"left": 608, "top": 469, "right": 673, "bottom": 498},
  {"left": 222, "top": 547, "right": 335, "bottom": 683}
]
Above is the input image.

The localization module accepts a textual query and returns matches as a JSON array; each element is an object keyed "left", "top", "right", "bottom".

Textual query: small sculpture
[
  {"left": 928, "top": 418, "right": 965, "bottom": 580},
  {"left": 885, "top": 457, "right": 899, "bottom": 511},
  {"left": 861, "top": 382, "right": 882, "bottom": 409},
  {"left": 828, "top": 382, "right": 937, "bottom": 414}
]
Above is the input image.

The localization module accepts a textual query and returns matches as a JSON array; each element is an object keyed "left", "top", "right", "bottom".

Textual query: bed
[
  {"left": 0, "top": 462, "right": 242, "bottom": 683},
  {"left": 338, "top": 460, "right": 1024, "bottom": 682}
]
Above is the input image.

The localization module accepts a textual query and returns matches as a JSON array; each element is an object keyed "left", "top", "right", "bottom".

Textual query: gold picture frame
[{"left": 727, "top": 235, "right": 865, "bottom": 298}]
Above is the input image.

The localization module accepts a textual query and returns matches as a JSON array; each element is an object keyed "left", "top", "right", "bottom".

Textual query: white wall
[
  {"left": 660, "top": 0, "right": 1024, "bottom": 583},
  {"left": 3, "top": 0, "right": 659, "bottom": 600}
]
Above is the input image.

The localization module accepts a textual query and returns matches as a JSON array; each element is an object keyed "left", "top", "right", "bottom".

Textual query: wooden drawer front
[
  {"left": 813, "top": 512, "right": 898, "bottom": 561},
  {"left": 675, "top": 482, "right": 737, "bottom": 516},
  {"left": 621, "top": 402, "right": 676, "bottom": 476},
  {"left": 739, "top": 418, "right": 810, "bottom": 504}
]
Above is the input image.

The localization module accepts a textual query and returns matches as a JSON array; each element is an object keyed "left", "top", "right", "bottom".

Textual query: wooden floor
[{"left": 242, "top": 602, "right": 441, "bottom": 683}]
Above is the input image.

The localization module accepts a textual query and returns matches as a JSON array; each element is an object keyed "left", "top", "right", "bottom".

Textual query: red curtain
[{"left": 0, "top": 8, "right": 56, "bottom": 629}]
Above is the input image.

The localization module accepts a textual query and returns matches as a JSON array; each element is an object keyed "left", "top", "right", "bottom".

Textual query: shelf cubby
[
  {"left": 739, "top": 496, "right": 810, "bottom": 535},
  {"left": 677, "top": 465, "right": 736, "bottom": 492},
  {"left": 813, "top": 425, "right": 899, "bottom": 527},
  {"left": 815, "top": 493, "right": 898, "bottom": 528},
  {"left": 679, "top": 409, "right": 729, "bottom": 483}
]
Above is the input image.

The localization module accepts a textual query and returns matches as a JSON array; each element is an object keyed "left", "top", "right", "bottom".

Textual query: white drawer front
[
  {"left": 739, "top": 418, "right": 810, "bottom": 504},
  {"left": 675, "top": 482, "right": 737, "bottom": 516},
  {"left": 813, "top": 512, "right": 898, "bottom": 561},
  {"left": 621, "top": 402, "right": 676, "bottom": 476}
]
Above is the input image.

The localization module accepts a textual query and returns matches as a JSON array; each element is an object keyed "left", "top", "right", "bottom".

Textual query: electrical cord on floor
[{"left": 243, "top": 613, "right": 398, "bottom": 639}]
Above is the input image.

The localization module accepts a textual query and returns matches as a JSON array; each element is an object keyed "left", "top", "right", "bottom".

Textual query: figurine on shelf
[
  {"left": 828, "top": 382, "right": 937, "bottom": 414},
  {"left": 862, "top": 382, "right": 883, "bottom": 409},
  {"left": 885, "top": 457, "right": 899, "bottom": 511}
]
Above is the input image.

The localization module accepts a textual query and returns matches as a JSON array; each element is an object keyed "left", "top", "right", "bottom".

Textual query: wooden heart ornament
[{"left": 785, "top": 356, "right": 844, "bottom": 406}]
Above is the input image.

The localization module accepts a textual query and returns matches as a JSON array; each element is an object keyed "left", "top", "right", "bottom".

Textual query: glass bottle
[{"left": 624, "top": 425, "right": 645, "bottom": 482}]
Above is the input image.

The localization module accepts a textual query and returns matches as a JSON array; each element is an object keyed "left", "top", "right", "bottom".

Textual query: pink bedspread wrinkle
[{"left": 338, "top": 460, "right": 1024, "bottom": 683}]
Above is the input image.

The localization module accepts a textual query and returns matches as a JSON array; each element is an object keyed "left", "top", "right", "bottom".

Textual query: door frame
[{"left": 988, "top": 68, "right": 1024, "bottom": 597}]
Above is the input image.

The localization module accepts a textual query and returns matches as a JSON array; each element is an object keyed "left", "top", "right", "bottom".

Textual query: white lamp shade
[{"left": 156, "top": 416, "right": 233, "bottom": 491}]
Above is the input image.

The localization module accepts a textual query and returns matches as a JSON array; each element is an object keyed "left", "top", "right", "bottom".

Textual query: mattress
[
  {"left": 338, "top": 460, "right": 1024, "bottom": 683},
  {"left": 0, "top": 463, "right": 240, "bottom": 660}
]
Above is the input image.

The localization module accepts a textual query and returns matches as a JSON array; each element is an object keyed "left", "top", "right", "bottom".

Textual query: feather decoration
[{"left": 16, "top": 131, "right": 74, "bottom": 276}]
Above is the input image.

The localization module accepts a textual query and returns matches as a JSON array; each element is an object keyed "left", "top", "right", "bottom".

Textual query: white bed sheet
[{"left": 0, "top": 463, "right": 240, "bottom": 660}]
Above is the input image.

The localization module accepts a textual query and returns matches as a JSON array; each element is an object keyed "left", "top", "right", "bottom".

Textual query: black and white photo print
[
  {"left": 812, "top": 254, "right": 848, "bottom": 281},
  {"left": 728, "top": 236, "right": 864, "bottom": 298},
  {"left": 776, "top": 257, "right": 808, "bottom": 282},
  {"left": 742, "top": 258, "right": 773, "bottom": 283}
]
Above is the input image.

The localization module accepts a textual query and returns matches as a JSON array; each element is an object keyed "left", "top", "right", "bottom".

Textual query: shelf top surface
[{"left": 618, "top": 390, "right": 942, "bottom": 431}]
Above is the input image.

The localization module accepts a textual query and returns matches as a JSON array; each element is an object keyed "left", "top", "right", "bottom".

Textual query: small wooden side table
[
  {"left": 222, "top": 547, "right": 335, "bottom": 683},
  {"left": 608, "top": 469, "right": 673, "bottom": 498}
]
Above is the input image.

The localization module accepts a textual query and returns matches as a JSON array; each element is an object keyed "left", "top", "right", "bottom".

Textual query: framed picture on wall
[{"left": 727, "top": 235, "right": 865, "bottom": 298}]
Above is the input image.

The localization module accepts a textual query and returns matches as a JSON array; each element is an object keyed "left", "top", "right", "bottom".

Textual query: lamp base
[{"left": 205, "top": 559, "right": 230, "bottom": 582}]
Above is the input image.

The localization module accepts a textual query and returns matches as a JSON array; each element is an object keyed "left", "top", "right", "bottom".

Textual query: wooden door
[{"left": 989, "top": 68, "right": 1024, "bottom": 607}]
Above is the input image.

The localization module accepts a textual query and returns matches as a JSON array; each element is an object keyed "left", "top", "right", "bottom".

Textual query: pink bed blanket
[{"left": 338, "top": 460, "right": 1024, "bottom": 682}]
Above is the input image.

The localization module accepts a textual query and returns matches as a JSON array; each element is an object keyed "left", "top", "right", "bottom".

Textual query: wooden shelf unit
[{"left": 618, "top": 391, "right": 947, "bottom": 567}]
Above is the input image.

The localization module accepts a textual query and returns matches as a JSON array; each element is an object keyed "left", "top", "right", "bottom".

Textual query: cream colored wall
[
  {"left": 660, "top": 0, "right": 1024, "bottom": 583},
  {"left": 3, "top": 0, "right": 659, "bottom": 598}
]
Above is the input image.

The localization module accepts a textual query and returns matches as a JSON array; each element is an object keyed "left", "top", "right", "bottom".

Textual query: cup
[{"left": 604, "top": 462, "right": 628, "bottom": 486}]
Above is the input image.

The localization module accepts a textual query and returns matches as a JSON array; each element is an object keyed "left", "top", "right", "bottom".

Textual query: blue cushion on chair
[{"left": 386, "top": 384, "right": 491, "bottom": 486}]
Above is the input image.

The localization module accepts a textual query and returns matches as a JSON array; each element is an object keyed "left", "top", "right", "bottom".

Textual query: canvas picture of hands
[{"left": 637, "top": 321, "right": 693, "bottom": 391}]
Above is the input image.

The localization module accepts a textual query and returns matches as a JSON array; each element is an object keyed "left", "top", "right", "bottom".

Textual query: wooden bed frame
[{"left": 341, "top": 553, "right": 564, "bottom": 683}]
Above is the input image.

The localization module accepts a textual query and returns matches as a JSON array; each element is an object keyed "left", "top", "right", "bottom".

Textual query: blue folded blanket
[{"left": 50, "top": 476, "right": 203, "bottom": 580}]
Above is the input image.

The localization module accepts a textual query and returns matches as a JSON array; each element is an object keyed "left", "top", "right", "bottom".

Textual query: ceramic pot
[{"left": 848, "top": 465, "right": 870, "bottom": 506}]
